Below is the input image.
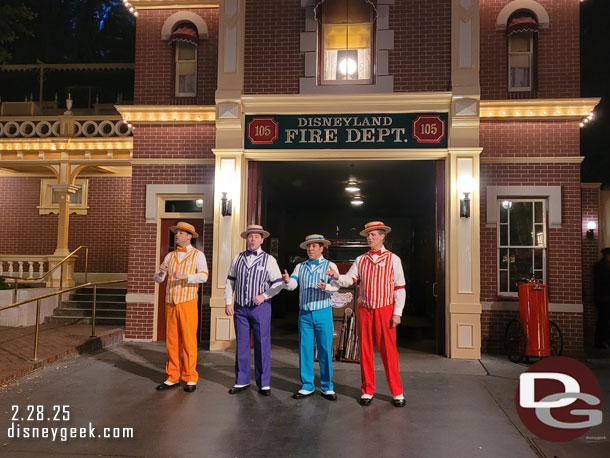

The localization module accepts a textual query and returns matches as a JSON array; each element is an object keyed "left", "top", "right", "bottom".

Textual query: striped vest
[
  {"left": 357, "top": 251, "right": 394, "bottom": 309},
  {"left": 166, "top": 248, "right": 200, "bottom": 304},
  {"left": 295, "top": 259, "right": 332, "bottom": 311},
  {"left": 233, "top": 251, "right": 271, "bottom": 307}
]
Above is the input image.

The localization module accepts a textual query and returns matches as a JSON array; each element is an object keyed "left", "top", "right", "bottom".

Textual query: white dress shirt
[
  {"left": 153, "top": 244, "right": 208, "bottom": 284},
  {"left": 224, "top": 248, "right": 284, "bottom": 304}
]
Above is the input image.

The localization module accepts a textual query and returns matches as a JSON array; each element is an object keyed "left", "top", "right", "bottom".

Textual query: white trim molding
[
  {"left": 486, "top": 185, "right": 561, "bottom": 228},
  {"left": 496, "top": 0, "right": 550, "bottom": 30},
  {"left": 482, "top": 301, "right": 583, "bottom": 313},
  {"left": 161, "top": 11, "right": 209, "bottom": 40},
  {"left": 145, "top": 184, "right": 214, "bottom": 223}
]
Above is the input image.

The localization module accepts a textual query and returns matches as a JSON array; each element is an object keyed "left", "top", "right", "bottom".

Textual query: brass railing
[
  {"left": 0, "top": 246, "right": 89, "bottom": 304},
  {"left": 0, "top": 279, "right": 126, "bottom": 361}
]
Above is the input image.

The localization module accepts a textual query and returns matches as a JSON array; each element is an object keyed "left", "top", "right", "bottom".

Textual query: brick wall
[
  {"left": 480, "top": 120, "right": 580, "bottom": 158},
  {"left": 481, "top": 310, "right": 584, "bottom": 356},
  {"left": 133, "top": 124, "right": 215, "bottom": 158},
  {"left": 244, "top": 0, "right": 304, "bottom": 94},
  {"left": 134, "top": 8, "right": 218, "bottom": 105},
  {"left": 581, "top": 186, "right": 600, "bottom": 343},
  {"left": 389, "top": 0, "right": 452, "bottom": 92},
  {"left": 0, "top": 176, "right": 130, "bottom": 273},
  {"left": 480, "top": 0, "right": 580, "bottom": 100}
]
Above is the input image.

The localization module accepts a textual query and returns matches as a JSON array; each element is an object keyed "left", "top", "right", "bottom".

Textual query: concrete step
[
  {"left": 52, "top": 307, "right": 126, "bottom": 318},
  {"left": 69, "top": 293, "right": 126, "bottom": 302},
  {"left": 45, "top": 316, "right": 126, "bottom": 326},
  {"left": 61, "top": 300, "right": 126, "bottom": 310}
]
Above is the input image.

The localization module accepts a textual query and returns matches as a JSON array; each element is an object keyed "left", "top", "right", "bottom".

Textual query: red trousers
[
  {"left": 357, "top": 304, "right": 403, "bottom": 397},
  {"left": 165, "top": 298, "right": 199, "bottom": 384}
]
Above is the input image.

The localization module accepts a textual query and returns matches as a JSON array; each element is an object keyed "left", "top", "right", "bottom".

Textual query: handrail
[
  {"left": 0, "top": 246, "right": 89, "bottom": 303},
  {"left": 0, "top": 279, "right": 126, "bottom": 361}
]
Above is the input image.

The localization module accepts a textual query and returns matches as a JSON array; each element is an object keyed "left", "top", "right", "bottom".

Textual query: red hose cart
[{"left": 504, "top": 279, "right": 563, "bottom": 363}]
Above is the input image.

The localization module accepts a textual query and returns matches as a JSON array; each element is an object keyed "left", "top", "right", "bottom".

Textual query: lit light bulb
[
  {"left": 587, "top": 221, "right": 597, "bottom": 231},
  {"left": 345, "top": 180, "right": 360, "bottom": 193},
  {"left": 350, "top": 196, "right": 363, "bottom": 206},
  {"left": 338, "top": 58, "right": 357, "bottom": 76}
]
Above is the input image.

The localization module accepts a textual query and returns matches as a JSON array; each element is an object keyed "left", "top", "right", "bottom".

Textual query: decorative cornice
[
  {"left": 480, "top": 98, "right": 600, "bottom": 120},
  {"left": 241, "top": 93, "right": 453, "bottom": 115},
  {"left": 481, "top": 156, "right": 584, "bottom": 164},
  {"left": 116, "top": 105, "right": 216, "bottom": 124},
  {"left": 130, "top": 1, "right": 219, "bottom": 9}
]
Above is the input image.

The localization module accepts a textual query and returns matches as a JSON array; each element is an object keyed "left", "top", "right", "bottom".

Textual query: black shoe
[
  {"left": 292, "top": 391, "right": 314, "bottom": 399},
  {"left": 321, "top": 392, "right": 337, "bottom": 401},
  {"left": 156, "top": 382, "right": 179, "bottom": 391},
  {"left": 228, "top": 385, "right": 250, "bottom": 394},
  {"left": 184, "top": 384, "right": 197, "bottom": 393},
  {"left": 259, "top": 387, "right": 271, "bottom": 396},
  {"left": 359, "top": 397, "right": 372, "bottom": 406},
  {"left": 392, "top": 398, "right": 406, "bottom": 408}
]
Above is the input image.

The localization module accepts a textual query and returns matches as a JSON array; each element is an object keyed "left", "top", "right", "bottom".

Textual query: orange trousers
[
  {"left": 357, "top": 304, "right": 403, "bottom": 397},
  {"left": 165, "top": 298, "right": 199, "bottom": 384}
]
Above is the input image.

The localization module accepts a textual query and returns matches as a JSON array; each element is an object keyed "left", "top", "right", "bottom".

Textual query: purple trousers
[{"left": 233, "top": 302, "right": 271, "bottom": 387}]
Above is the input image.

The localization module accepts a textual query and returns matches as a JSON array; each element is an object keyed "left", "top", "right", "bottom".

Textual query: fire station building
[{"left": 0, "top": 0, "right": 606, "bottom": 359}]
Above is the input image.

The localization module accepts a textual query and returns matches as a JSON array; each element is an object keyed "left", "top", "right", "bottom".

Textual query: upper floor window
[
  {"left": 319, "top": 0, "right": 374, "bottom": 85},
  {"left": 169, "top": 24, "right": 199, "bottom": 97},
  {"left": 507, "top": 11, "right": 538, "bottom": 92}
]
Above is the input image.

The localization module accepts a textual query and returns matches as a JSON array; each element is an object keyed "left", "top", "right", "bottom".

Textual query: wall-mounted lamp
[
  {"left": 219, "top": 158, "right": 236, "bottom": 218},
  {"left": 457, "top": 176, "right": 475, "bottom": 218},
  {"left": 221, "top": 192, "right": 232, "bottom": 216},
  {"left": 586, "top": 221, "right": 597, "bottom": 239},
  {"left": 502, "top": 200, "right": 513, "bottom": 210}
]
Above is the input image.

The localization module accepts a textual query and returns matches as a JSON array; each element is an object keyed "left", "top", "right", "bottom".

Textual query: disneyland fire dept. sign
[{"left": 245, "top": 113, "right": 448, "bottom": 149}]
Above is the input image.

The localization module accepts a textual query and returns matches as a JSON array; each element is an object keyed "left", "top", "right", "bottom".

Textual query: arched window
[
  {"left": 507, "top": 11, "right": 538, "bottom": 92},
  {"left": 318, "top": 0, "right": 375, "bottom": 85},
  {"left": 168, "top": 23, "right": 199, "bottom": 97}
]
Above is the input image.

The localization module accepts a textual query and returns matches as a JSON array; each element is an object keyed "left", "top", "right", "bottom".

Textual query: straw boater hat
[
  {"left": 299, "top": 234, "right": 331, "bottom": 250},
  {"left": 240, "top": 224, "right": 270, "bottom": 239},
  {"left": 360, "top": 221, "right": 392, "bottom": 237},
  {"left": 170, "top": 221, "right": 199, "bottom": 238}
]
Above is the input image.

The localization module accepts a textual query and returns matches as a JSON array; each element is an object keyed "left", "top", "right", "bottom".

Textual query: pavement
[{"left": 0, "top": 323, "right": 608, "bottom": 458}]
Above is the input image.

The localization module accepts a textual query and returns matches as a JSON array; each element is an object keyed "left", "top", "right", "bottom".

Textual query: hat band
[
  {"left": 248, "top": 226, "right": 263, "bottom": 231},
  {"left": 366, "top": 223, "right": 386, "bottom": 229},
  {"left": 307, "top": 236, "right": 324, "bottom": 241}
]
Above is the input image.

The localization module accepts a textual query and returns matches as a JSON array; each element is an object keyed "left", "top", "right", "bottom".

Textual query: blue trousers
[
  {"left": 298, "top": 307, "right": 334, "bottom": 392},
  {"left": 234, "top": 302, "right": 271, "bottom": 387}
]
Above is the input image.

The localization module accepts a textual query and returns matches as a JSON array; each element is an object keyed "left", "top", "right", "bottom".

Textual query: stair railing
[
  {"left": 0, "top": 279, "right": 126, "bottom": 361},
  {"left": 0, "top": 246, "right": 89, "bottom": 304}
]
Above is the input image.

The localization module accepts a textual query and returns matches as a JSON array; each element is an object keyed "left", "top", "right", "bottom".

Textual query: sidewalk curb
[{"left": 0, "top": 328, "right": 124, "bottom": 385}]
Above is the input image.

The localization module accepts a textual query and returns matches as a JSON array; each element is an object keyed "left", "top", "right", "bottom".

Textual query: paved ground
[{"left": 0, "top": 325, "right": 608, "bottom": 458}]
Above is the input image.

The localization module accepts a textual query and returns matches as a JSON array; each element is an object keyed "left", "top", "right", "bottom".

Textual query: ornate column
[
  {"left": 447, "top": 0, "right": 481, "bottom": 358},
  {"left": 209, "top": 0, "right": 247, "bottom": 350}
]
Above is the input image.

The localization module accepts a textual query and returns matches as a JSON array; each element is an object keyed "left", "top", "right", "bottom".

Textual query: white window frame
[
  {"left": 508, "top": 32, "right": 533, "bottom": 92},
  {"left": 497, "top": 199, "right": 546, "bottom": 297},
  {"left": 175, "top": 41, "right": 197, "bottom": 97}
]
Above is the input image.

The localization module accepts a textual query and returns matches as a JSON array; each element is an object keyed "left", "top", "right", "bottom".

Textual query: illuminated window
[
  {"left": 506, "top": 11, "right": 538, "bottom": 92},
  {"left": 497, "top": 200, "right": 546, "bottom": 295},
  {"left": 320, "top": 0, "right": 374, "bottom": 84}
]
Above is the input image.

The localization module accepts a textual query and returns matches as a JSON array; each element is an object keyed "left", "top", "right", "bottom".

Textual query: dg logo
[{"left": 516, "top": 356, "right": 603, "bottom": 442}]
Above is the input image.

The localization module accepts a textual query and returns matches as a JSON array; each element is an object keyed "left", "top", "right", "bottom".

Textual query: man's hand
[
  {"left": 173, "top": 272, "right": 188, "bottom": 280},
  {"left": 317, "top": 280, "right": 327, "bottom": 290},
  {"left": 225, "top": 304, "right": 234, "bottom": 316},
  {"left": 325, "top": 268, "right": 339, "bottom": 280},
  {"left": 253, "top": 294, "right": 266, "bottom": 305},
  {"left": 282, "top": 269, "right": 290, "bottom": 284},
  {"left": 390, "top": 315, "right": 401, "bottom": 328},
  {"left": 159, "top": 262, "right": 168, "bottom": 275}
]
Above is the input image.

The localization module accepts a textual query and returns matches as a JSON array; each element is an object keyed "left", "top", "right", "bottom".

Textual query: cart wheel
[
  {"left": 549, "top": 320, "right": 563, "bottom": 356},
  {"left": 505, "top": 319, "right": 527, "bottom": 363}
]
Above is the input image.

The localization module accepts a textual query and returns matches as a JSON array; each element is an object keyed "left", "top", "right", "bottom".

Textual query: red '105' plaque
[
  {"left": 247, "top": 117, "right": 279, "bottom": 145},
  {"left": 412, "top": 115, "right": 446, "bottom": 144}
]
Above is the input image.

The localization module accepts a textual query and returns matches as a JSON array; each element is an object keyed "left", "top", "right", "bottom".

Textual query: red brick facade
[
  {"left": 134, "top": 8, "right": 218, "bottom": 105},
  {"left": 0, "top": 176, "right": 131, "bottom": 274},
  {"left": 581, "top": 186, "right": 601, "bottom": 343},
  {"left": 480, "top": 0, "right": 580, "bottom": 100},
  {"left": 389, "top": 0, "right": 452, "bottom": 92}
]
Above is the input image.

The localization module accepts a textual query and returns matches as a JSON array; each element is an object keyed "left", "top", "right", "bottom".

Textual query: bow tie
[
  {"left": 245, "top": 249, "right": 258, "bottom": 256},
  {"left": 308, "top": 259, "right": 320, "bottom": 266},
  {"left": 176, "top": 246, "right": 187, "bottom": 252},
  {"left": 369, "top": 249, "right": 382, "bottom": 256}
]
